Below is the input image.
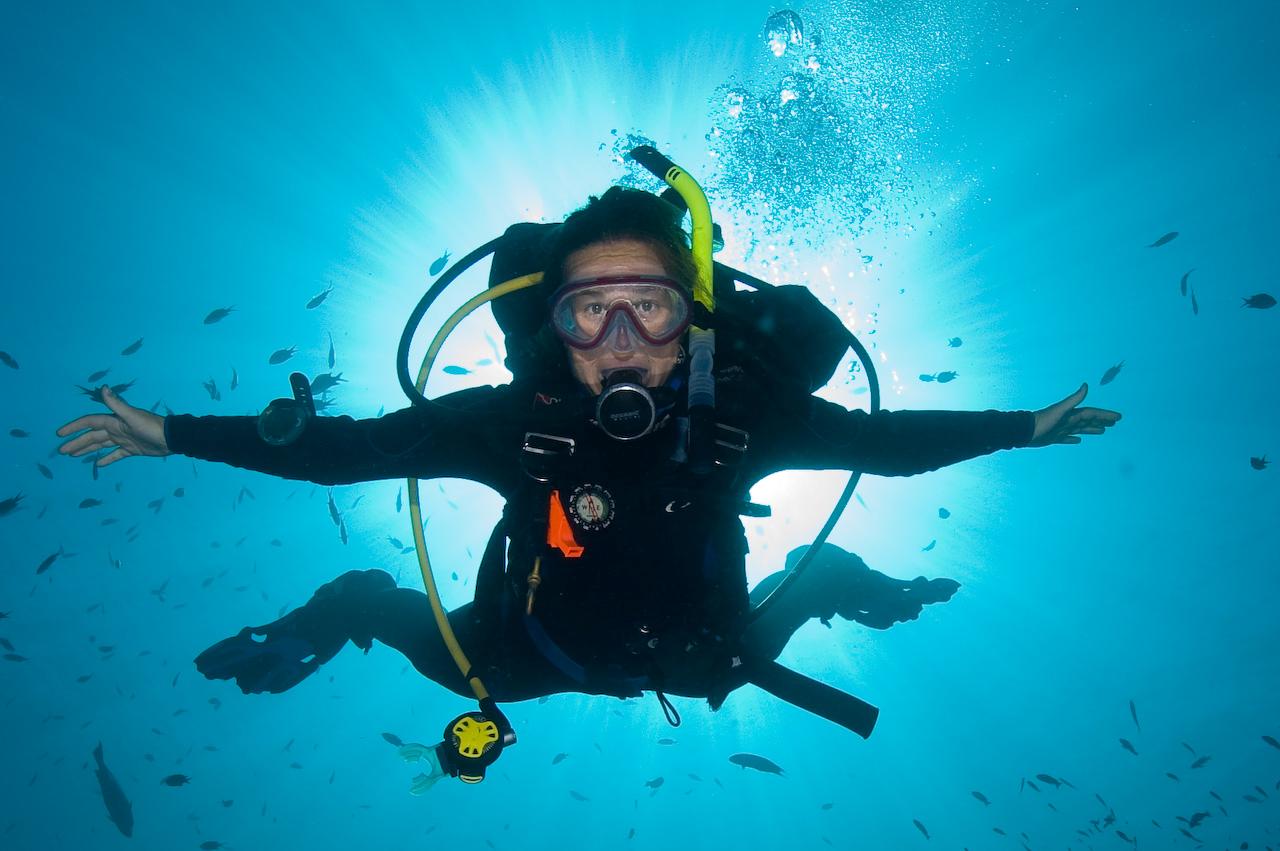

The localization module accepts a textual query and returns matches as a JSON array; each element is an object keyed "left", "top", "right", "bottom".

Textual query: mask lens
[{"left": 551, "top": 277, "right": 690, "bottom": 349}]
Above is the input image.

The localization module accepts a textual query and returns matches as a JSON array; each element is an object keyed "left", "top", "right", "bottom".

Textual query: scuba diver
[{"left": 57, "top": 164, "right": 1121, "bottom": 782}]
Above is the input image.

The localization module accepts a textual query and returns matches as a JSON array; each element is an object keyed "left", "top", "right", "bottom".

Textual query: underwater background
[{"left": 3, "top": 0, "right": 1278, "bottom": 848}]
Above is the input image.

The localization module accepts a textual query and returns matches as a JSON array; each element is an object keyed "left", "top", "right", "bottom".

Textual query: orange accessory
[{"left": 546, "top": 490, "right": 584, "bottom": 558}]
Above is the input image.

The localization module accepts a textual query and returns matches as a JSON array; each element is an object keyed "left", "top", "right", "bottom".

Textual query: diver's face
[{"left": 560, "top": 240, "right": 683, "bottom": 395}]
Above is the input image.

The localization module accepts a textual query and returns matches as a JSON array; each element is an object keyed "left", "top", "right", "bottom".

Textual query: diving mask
[{"left": 549, "top": 276, "right": 692, "bottom": 351}]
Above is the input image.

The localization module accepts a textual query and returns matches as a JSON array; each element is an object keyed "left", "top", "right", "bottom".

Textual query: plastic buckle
[
  {"left": 712, "top": 423, "right": 749, "bottom": 467},
  {"left": 521, "top": 432, "right": 576, "bottom": 483}
]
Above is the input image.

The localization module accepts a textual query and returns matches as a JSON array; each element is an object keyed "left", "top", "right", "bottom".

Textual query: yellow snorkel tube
[
  {"left": 627, "top": 146, "right": 719, "bottom": 474},
  {"left": 400, "top": 146, "right": 718, "bottom": 786}
]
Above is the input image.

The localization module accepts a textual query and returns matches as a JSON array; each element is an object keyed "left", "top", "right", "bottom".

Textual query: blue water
[{"left": 3, "top": 1, "right": 1278, "bottom": 848}]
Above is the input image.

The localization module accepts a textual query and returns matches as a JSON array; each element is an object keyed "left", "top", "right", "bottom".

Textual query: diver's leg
[
  {"left": 196, "top": 569, "right": 575, "bottom": 701},
  {"left": 196, "top": 569, "right": 402, "bottom": 694},
  {"left": 739, "top": 543, "right": 959, "bottom": 660}
]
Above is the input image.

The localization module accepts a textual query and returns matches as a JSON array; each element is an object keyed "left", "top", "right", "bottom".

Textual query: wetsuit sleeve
[
  {"left": 751, "top": 395, "right": 1036, "bottom": 479},
  {"left": 163, "top": 385, "right": 514, "bottom": 489}
]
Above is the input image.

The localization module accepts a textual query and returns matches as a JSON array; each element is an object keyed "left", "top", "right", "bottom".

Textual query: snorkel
[{"left": 627, "top": 146, "right": 719, "bottom": 474}]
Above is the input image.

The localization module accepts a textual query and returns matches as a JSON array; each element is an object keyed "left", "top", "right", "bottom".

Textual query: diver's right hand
[{"left": 56, "top": 385, "right": 170, "bottom": 467}]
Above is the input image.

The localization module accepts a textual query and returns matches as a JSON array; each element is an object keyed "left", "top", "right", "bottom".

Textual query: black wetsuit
[{"left": 170, "top": 368, "right": 1034, "bottom": 704}]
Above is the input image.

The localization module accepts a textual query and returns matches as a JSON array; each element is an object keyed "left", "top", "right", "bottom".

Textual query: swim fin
[{"left": 195, "top": 569, "right": 394, "bottom": 694}]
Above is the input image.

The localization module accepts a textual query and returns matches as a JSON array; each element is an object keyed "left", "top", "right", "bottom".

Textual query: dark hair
[{"left": 539, "top": 186, "right": 697, "bottom": 302}]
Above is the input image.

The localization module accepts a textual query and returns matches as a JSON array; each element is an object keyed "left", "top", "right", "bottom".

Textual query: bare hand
[
  {"left": 56, "top": 386, "right": 170, "bottom": 468},
  {"left": 1029, "top": 383, "right": 1121, "bottom": 447}
]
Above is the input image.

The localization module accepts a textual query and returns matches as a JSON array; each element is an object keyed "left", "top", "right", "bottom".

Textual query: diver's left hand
[{"left": 1028, "top": 382, "right": 1121, "bottom": 448}]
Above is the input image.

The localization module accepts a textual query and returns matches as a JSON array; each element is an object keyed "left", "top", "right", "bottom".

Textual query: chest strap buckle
[{"left": 521, "top": 432, "right": 576, "bottom": 483}]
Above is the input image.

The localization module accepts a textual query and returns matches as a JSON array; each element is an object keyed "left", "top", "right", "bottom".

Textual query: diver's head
[{"left": 541, "top": 188, "right": 697, "bottom": 395}]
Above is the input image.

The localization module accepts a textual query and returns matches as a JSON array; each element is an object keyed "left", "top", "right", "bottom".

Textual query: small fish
[
  {"left": 1190, "top": 754, "right": 1211, "bottom": 769},
  {"left": 306, "top": 285, "right": 334, "bottom": 309},
  {"left": 429, "top": 251, "right": 451, "bottom": 276},
  {"left": 1115, "top": 829, "right": 1135, "bottom": 845},
  {"left": 935, "top": 370, "right": 958, "bottom": 383},
  {"left": 947, "top": 337, "right": 962, "bottom": 347},
  {"left": 327, "top": 332, "right": 335, "bottom": 369},
  {"left": 1244, "top": 794, "right": 1261, "bottom": 803},
  {"left": 0, "top": 638, "right": 12, "bottom": 651},
  {"left": 0, "top": 351, "right": 18, "bottom": 369},
  {"left": 202, "top": 378, "right": 221, "bottom": 401},
  {"left": 1119, "top": 738, "right": 1138, "bottom": 756},
  {"left": 918, "top": 373, "right": 935, "bottom": 382},
  {"left": 644, "top": 776, "right": 664, "bottom": 789},
  {"left": 268, "top": 347, "right": 297, "bottom": 365},
  {"left": 381, "top": 732, "right": 404, "bottom": 747},
  {"left": 0, "top": 492, "right": 24, "bottom": 517},
  {"left": 1262, "top": 734, "right": 1280, "bottom": 750},
  {"left": 1251, "top": 456, "right": 1269, "bottom": 470},
  {"left": 395, "top": 487, "right": 402, "bottom": 513},
  {"left": 1191, "top": 287, "right": 1199, "bottom": 315},
  {"left": 326, "top": 489, "right": 341, "bottom": 526},
  {"left": 1147, "top": 231, "right": 1178, "bottom": 247},
  {"left": 1242, "top": 293, "right": 1276, "bottom": 309},
  {"left": 93, "top": 743, "right": 134, "bottom": 838},
  {"left": 35, "top": 546, "right": 65, "bottom": 574},
  {"left": 160, "top": 773, "right": 190, "bottom": 786},
  {"left": 938, "top": 507, "right": 950, "bottom": 519},
  {"left": 86, "top": 368, "right": 111, "bottom": 383},
  {"left": 1035, "top": 773, "right": 1061, "bottom": 789},
  {"left": 8, "top": 428, "right": 28, "bottom": 438},
  {"left": 1181, "top": 741, "right": 1197, "bottom": 755},
  {"left": 203, "top": 307, "right": 235, "bottom": 325},
  {"left": 1129, "top": 699, "right": 1140, "bottom": 732},
  {"left": 120, "top": 338, "right": 143, "bottom": 356},
  {"left": 230, "top": 367, "right": 238, "bottom": 391},
  {"left": 339, "top": 518, "right": 348, "bottom": 545},
  {"left": 79, "top": 498, "right": 102, "bottom": 509},
  {"left": 36, "top": 463, "right": 52, "bottom": 479},
  {"left": 200, "top": 842, "right": 225, "bottom": 850},
  {"left": 1100, "top": 361, "right": 1124, "bottom": 385},
  {"left": 1165, "top": 772, "right": 1180, "bottom": 782},
  {"left": 568, "top": 790, "right": 589, "bottom": 802},
  {"left": 310, "top": 372, "right": 346, "bottom": 395},
  {"left": 551, "top": 752, "right": 569, "bottom": 765},
  {"left": 728, "top": 753, "right": 784, "bottom": 775},
  {"left": 1255, "top": 784, "right": 1268, "bottom": 798},
  {"left": 1025, "top": 779, "right": 1040, "bottom": 792},
  {"left": 1179, "top": 269, "right": 1194, "bottom": 297},
  {"left": 1188, "top": 811, "right": 1210, "bottom": 827},
  {"left": 912, "top": 819, "right": 930, "bottom": 840},
  {"left": 4, "top": 653, "right": 27, "bottom": 662},
  {"left": 656, "top": 738, "right": 676, "bottom": 745},
  {"left": 921, "top": 539, "right": 936, "bottom": 552},
  {"left": 76, "top": 381, "right": 136, "bottom": 403},
  {"left": 442, "top": 365, "right": 472, "bottom": 376},
  {"left": 971, "top": 790, "right": 990, "bottom": 806},
  {"left": 173, "top": 487, "right": 184, "bottom": 498}
]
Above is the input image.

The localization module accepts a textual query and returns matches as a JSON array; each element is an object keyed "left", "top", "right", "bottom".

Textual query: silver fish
[
  {"left": 268, "top": 347, "right": 297, "bottom": 365},
  {"left": 203, "top": 306, "right": 235, "bottom": 324},
  {"left": 1147, "top": 231, "right": 1178, "bottom": 247},
  {"left": 1100, "top": 361, "right": 1124, "bottom": 385},
  {"left": 728, "top": 752, "right": 784, "bottom": 775},
  {"left": 306, "top": 285, "right": 334, "bottom": 309},
  {"left": 93, "top": 743, "right": 134, "bottom": 837}
]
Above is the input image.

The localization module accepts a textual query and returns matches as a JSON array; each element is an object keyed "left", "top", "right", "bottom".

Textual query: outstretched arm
[
  {"left": 58, "top": 384, "right": 517, "bottom": 490},
  {"left": 751, "top": 381, "right": 1119, "bottom": 479},
  {"left": 1027, "top": 383, "right": 1121, "bottom": 447}
]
